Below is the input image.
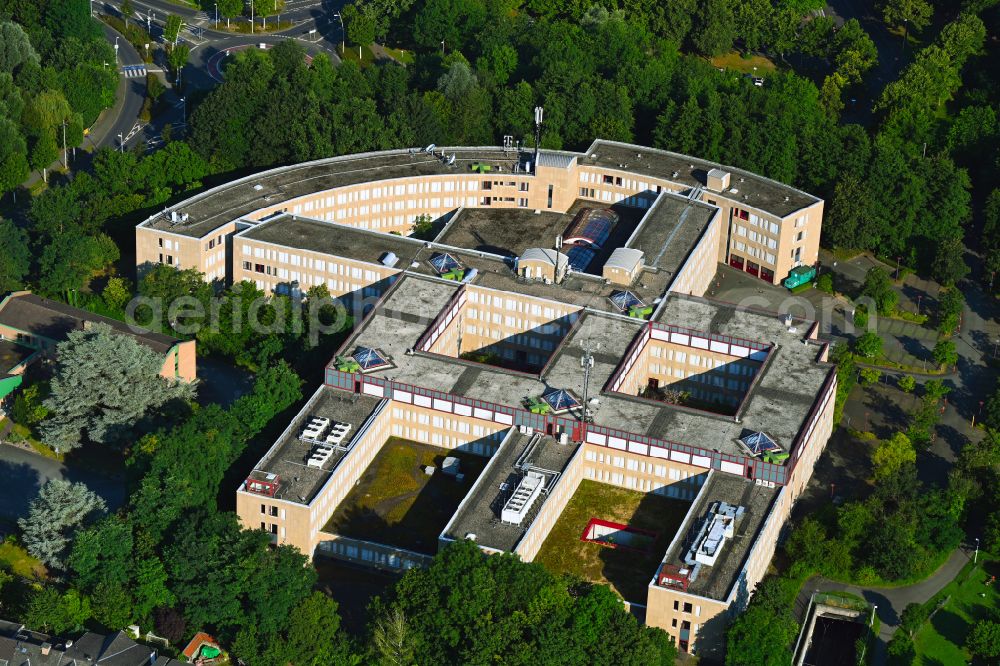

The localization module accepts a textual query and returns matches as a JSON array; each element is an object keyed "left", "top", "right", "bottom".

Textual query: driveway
[
  {"left": 0, "top": 443, "right": 126, "bottom": 526},
  {"left": 795, "top": 547, "right": 973, "bottom": 665}
]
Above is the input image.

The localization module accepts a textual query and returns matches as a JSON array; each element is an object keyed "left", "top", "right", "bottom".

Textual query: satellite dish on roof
[
  {"left": 447, "top": 154, "right": 456, "bottom": 165},
  {"left": 424, "top": 144, "right": 436, "bottom": 153}
]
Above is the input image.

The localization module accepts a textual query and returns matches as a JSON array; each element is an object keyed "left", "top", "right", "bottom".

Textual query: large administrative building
[{"left": 135, "top": 141, "right": 832, "bottom": 658}]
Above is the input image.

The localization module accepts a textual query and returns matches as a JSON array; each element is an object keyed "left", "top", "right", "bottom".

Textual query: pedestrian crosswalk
[{"left": 122, "top": 64, "right": 147, "bottom": 78}]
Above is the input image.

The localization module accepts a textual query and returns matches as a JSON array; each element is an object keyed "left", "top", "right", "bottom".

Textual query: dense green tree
[
  {"left": 932, "top": 339, "right": 958, "bottom": 368},
  {"left": 899, "top": 602, "right": 928, "bottom": 637},
  {"left": 872, "top": 432, "right": 917, "bottom": 481},
  {"left": 732, "top": 0, "right": 771, "bottom": 52},
  {"left": 164, "top": 14, "right": 183, "bottom": 44},
  {"left": 932, "top": 236, "right": 970, "bottom": 286},
  {"left": 40, "top": 322, "right": 196, "bottom": 450},
  {"left": 37, "top": 233, "right": 119, "bottom": 297},
  {"left": 18, "top": 479, "right": 106, "bottom": 568},
  {"left": 854, "top": 331, "right": 883, "bottom": 358},
  {"left": 0, "top": 21, "right": 38, "bottom": 73},
  {"left": 861, "top": 267, "right": 898, "bottom": 316},
  {"left": 91, "top": 580, "right": 134, "bottom": 630},
  {"left": 0, "top": 218, "right": 30, "bottom": 292},
  {"left": 378, "top": 539, "right": 676, "bottom": 664},
  {"left": 936, "top": 288, "right": 965, "bottom": 334},
  {"left": 967, "top": 620, "right": 1000, "bottom": 659},
  {"left": 882, "top": 0, "right": 933, "bottom": 34},
  {"left": 68, "top": 516, "right": 134, "bottom": 590},
  {"left": 898, "top": 375, "right": 916, "bottom": 393},
  {"left": 726, "top": 577, "right": 798, "bottom": 666},
  {"left": 691, "top": 0, "right": 736, "bottom": 56},
  {"left": 24, "top": 587, "right": 92, "bottom": 635},
  {"left": 342, "top": 4, "right": 377, "bottom": 48}
]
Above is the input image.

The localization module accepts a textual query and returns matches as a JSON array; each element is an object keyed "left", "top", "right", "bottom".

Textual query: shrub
[
  {"left": 898, "top": 375, "right": 916, "bottom": 393},
  {"left": 854, "top": 331, "right": 882, "bottom": 358},
  {"left": 816, "top": 272, "right": 834, "bottom": 294}
]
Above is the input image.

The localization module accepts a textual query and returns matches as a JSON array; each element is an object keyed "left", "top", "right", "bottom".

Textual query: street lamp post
[
  {"left": 975, "top": 537, "right": 980, "bottom": 564},
  {"left": 181, "top": 96, "right": 186, "bottom": 125},
  {"left": 441, "top": 40, "right": 445, "bottom": 56},
  {"left": 114, "top": 36, "right": 120, "bottom": 63},
  {"left": 215, "top": 2, "right": 218, "bottom": 28},
  {"left": 334, "top": 13, "right": 344, "bottom": 53},
  {"left": 118, "top": 132, "right": 124, "bottom": 153}
]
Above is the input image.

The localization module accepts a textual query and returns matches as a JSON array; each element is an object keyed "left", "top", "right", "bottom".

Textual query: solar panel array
[{"left": 609, "top": 290, "right": 644, "bottom": 312}]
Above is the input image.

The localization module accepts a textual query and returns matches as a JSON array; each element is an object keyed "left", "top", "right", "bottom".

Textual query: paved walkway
[
  {"left": 0, "top": 440, "right": 125, "bottom": 526},
  {"left": 794, "top": 548, "right": 972, "bottom": 665}
]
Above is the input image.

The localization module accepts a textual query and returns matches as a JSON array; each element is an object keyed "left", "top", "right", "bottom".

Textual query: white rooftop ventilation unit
[
  {"left": 500, "top": 471, "right": 545, "bottom": 525},
  {"left": 380, "top": 252, "right": 399, "bottom": 267},
  {"left": 684, "top": 501, "right": 745, "bottom": 568}
]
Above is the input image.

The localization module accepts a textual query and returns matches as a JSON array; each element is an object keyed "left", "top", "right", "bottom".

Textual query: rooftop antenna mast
[
  {"left": 580, "top": 348, "right": 595, "bottom": 424},
  {"left": 533, "top": 106, "right": 544, "bottom": 174}
]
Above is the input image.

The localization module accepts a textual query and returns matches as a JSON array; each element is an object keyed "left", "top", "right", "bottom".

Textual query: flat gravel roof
[
  {"left": 338, "top": 275, "right": 833, "bottom": 459},
  {"left": 660, "top": 472, "right": 778, "bottom": 601}
]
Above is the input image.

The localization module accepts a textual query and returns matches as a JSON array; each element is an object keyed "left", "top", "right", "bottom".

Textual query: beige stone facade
[{"left": 136, "top": 141, "right": 823, "bottom": 292}]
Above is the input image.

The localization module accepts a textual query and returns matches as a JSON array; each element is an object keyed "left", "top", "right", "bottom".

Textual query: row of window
[
  {"left": 579, "top": 171, "right": 657, "bottom": 194},
  {"left": 462, "top": 308, "right": 569, "bottom": 335},
  {"left": 735, "top": 224, "right": 779, "bottom": 250},
  {"left": 317, "top": 539, "right": 424, "bottom": 570},
  {"left": 466, "top": 290, "right": 576, "bottom": 320},
  {"left": 389, "top": 407, "right": 500, "bottom": 440},
  {"left": 584, "top": 449, "right": 705, "bottom": 482},
  {"left": 463, "top": 325, "right": 559, "bottom": 351},
  {"left": 646, "top": 347, "right": 756, "bottom": 374},
  {"left": 583, "top": 467, "right": 701, "bottom": 498},
  {"left": 733, "top": 242, "right": 777, "bottom": 266},
  {"left": 241, "top": 253, "right": 386, "bottom": 283},
  {"left": 204, "top": 232, "right": 225, "bottom": 251}
]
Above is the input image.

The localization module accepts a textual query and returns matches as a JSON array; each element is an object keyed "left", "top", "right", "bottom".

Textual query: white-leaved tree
[
  {"left": 18, "top": 479, "right": 106, "bottom": 569},
  {"left": 40, "top": 322, "right": 196, "bottom": 451}
]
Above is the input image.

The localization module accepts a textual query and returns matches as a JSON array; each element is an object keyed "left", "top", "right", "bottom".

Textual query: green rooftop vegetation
[
  {"left": 534, "top": 480, "right": 690, "bottom": 602},
  {"left": 323, "top": 439, "right": 487, "bottom": 553}
]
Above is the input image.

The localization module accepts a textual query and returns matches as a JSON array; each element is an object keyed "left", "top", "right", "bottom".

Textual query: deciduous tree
[
  {"left": 872, "top": 432, "right": 917, "bottom": 482},
  {"left": 0, "top": 218, "right": 30, "bottom": 292}
]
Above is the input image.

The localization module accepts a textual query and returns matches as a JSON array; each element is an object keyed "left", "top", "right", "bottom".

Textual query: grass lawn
[
  {"left": 323, "top": 438, "right": 486, "bottom": 554},
  {"left": 4, "top": 422, "right": 63, "bottom": 462},
  {"left": 340, "top": 44, "right": 377, "bottom": 66},
  {"left": 913, "top": 556, "right": 1000, "bottom": 664},
  {"left": 533, "top": 480, "right": 690, "bottom": 603},
  {"left": 709, "top": 51, "right": 777, "bottom": 74},
  {"left": 0, "top": 537, "right": 47, "bottom": 579},
  {"left": 381, "top": 46, "right": 415, "bottom": 65}
]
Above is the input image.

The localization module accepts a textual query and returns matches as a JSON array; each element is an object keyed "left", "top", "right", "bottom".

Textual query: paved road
[
  {"left": 93, "top": 23, "right": 149, "bottom": 152},
  {"left": 795, "top": 547, "right": 973, "bottom": 664},
  {"left": 823, "top": 0, "right": 913, "bottom": 125},
  {"left": 0, "top": 443, "right": 125, "bottom": 526},
  {"left": 98, "top": 0, "right": 346, "bottom": 66}
]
